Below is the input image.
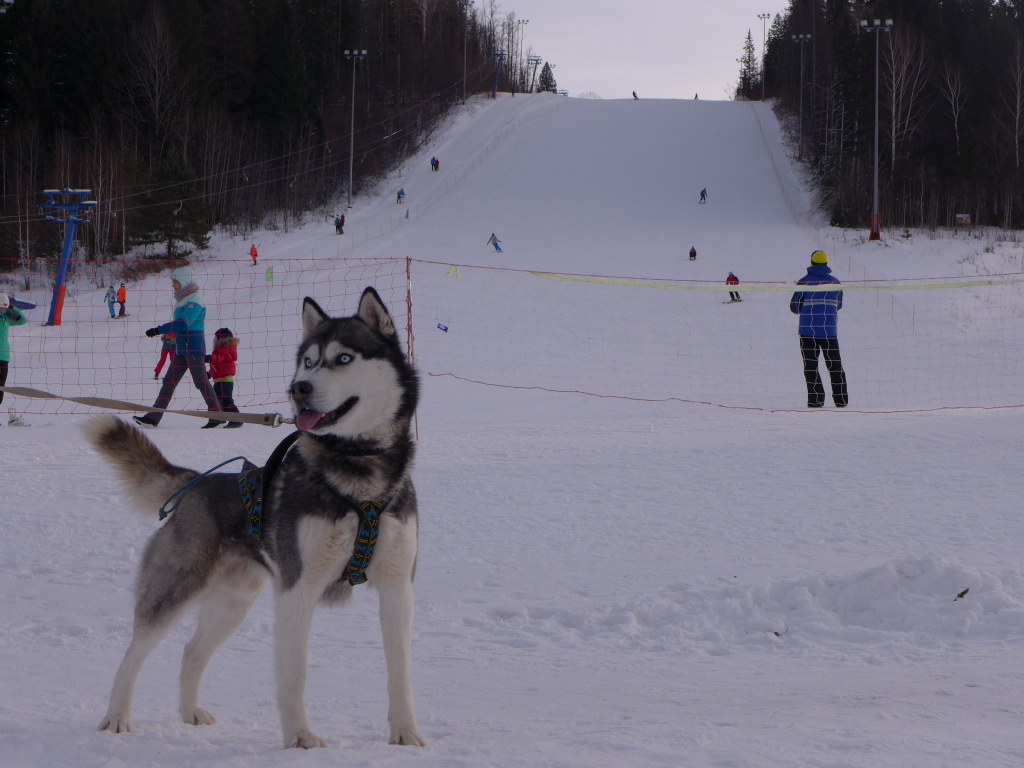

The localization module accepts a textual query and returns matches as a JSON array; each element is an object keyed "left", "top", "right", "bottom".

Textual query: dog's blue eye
[
  {"left": 304, "top": 357, "right": 313, "bottom": 369},
  {"left": 337, "top": 354, "right": 352, "bottom": 365}
]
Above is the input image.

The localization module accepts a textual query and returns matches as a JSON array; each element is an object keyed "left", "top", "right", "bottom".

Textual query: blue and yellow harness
[{"left": 162, "top": 431, "right": 389, "bottom": 587}]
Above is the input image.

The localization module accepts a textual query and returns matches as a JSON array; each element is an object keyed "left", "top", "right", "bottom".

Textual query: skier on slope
[
  {"left": 699, "top": 188, "right": 707, "bottom": 204},
  {"left": 633, "top": 91, "right": 639, "bottom": 100},
  {"left": 116, "top": 283, "right": 127, "bottom": 318},
  {"left": 397, "top": 188, "right": 405, "bottom": 204},
  {"left": 487, "top": 233, "right": 502, "bottom": 253},
  {"left": 689, "top": 247, "right": 697, "bottom": 261},
  {"left": 249, "top": 243, "right": 259, "bottom": 265},
  {"left": 790, "top": 250, "right": 848, "bottom": 408},
  {"left": 726, "top": 272, "right": 741, "bottom": 302},
  {"left": 103, "top": 285, "right": 117, "bottom": 318}
]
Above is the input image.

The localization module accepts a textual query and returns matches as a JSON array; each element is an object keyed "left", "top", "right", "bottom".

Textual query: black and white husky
[{"left": 85, "top": 288, "right": 425, "bottom": 749}]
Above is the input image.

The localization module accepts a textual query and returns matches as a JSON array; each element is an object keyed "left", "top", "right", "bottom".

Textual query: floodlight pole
[
  {"left": 758, "top": 13, "right": 770, "bottom": 101},
  {"left": 861, "top": 18, "right": 892, "bottom": 241},
  {"left": 790, "top": 34, "right": 812, "bottom": 161},
  {"left": 39, "top": 188, "right": 97, "bottom": 326},
  {"left": 461, "top": 0, "right": 474, "bottom": 103},
  {"left": 344, "top": 49, "right": 367, "bottom": 210}
]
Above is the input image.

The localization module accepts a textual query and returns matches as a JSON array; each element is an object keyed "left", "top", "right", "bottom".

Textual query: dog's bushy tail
[{"left": 84, "top": 415, "right": 196, "bottom": 516}]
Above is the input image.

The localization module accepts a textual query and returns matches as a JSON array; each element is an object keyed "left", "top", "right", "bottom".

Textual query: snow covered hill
[{"left": 2, "top": 95, "right": 1024, "bottom": 768}]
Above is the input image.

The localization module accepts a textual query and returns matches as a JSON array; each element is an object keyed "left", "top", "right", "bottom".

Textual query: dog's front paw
[
  {"left": 180, "top": 705, "right": 217, "bottom": 726},
  {"left": 98, "top": 713, "right": 132, "bottom": 733},
  {"left": 389, "top": 724, "right": 426, "bottom": 746},
  {"left": 285, "top": 729, "right": 327, "bottom": 749}
]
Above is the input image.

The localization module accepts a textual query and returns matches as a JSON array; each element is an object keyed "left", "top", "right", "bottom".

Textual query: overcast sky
[{"left": 494, "top": 0, "right": 790, "bottom": 100}]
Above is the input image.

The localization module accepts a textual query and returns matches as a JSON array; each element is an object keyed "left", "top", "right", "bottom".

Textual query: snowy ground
[{"left": 2, "top": 95, "right": 1024, "bottom": 767}]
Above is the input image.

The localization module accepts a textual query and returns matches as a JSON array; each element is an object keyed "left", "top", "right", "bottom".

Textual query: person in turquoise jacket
[
  {"left": 134, "top": 266, "right": 224, "bottom": 429},
  {"left": 0, "top": 293, "right": 28, "bottom": 407}
]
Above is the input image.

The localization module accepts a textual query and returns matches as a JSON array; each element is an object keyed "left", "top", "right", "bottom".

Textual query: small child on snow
[
  {"left": 154, "top": 333, "right": 175, "bottom": 379},
  {"left": 206, "top": 328, "right": 242, "bottom": 428}
]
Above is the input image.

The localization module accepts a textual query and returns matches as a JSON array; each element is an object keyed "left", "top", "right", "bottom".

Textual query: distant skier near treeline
[
  {"left": 397, "top": 188, "right": 405, "bottom": 204},
  {"left": 335, "top": 214, "right": 345, "bottom": 234},
  {"left": 791, "top": 250, "right": 848, "bottom": 408},
  {"left": 430, "top": 157, "right": 439, "bottom": 171}
]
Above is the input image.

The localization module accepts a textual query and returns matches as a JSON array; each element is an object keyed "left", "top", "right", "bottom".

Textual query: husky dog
[{"left": 85, "top": 288, "right": 425, "bottom": 749}]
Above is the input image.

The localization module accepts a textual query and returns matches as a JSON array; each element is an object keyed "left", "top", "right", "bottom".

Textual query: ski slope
[{"left": 2, "top": 95, "right": 1024, "bottom": 768}]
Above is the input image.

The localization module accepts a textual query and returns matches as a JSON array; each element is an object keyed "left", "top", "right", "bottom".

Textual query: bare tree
[
  {"left": 125, "top": 4, "right": 194, "bottom": 161},
  {"left": 938, "top": 62, "right": 967, "bottom": 156},
  {"left": 883, "top": 28, "right": 931, "bottom": 169},
  {"left": 409, "top": 0, "right": 440, "bottom": 46},
  {"left": 999, "top": 37, "right": 1024, "bottom": 170}
]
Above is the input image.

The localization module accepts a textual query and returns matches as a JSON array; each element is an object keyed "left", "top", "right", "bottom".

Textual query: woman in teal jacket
[
  {"left": 0, "top": 293, "right": 28, "bottom": 407},
  {"left": 134, "top": 267, "right": 224, "bottom": 429}
]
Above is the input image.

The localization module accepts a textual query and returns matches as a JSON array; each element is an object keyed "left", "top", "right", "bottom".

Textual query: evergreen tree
[
  {"left": 537, "top": 62, "right": 557, "bottom": 93},
  {"left": 133, "top": 150, "right": 212, "bottom": 259},
  {"left": 735, "top": 30, "right": 760, "bottom": 101}
]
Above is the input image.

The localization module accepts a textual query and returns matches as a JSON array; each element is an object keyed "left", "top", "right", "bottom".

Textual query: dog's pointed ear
[
  {"left": 357, "top": 287, "right": 396, "bottom": 337},
  {"left": 302, "top": 297, "right": 330, "bottom": 338}
]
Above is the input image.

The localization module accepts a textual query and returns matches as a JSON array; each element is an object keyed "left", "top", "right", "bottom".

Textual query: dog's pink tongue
[{"left": 296, "top": 409, "right": 326, "bottom": 431}]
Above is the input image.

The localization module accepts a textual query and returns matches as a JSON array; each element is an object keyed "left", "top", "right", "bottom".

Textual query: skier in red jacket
[
  {"left": 249, "top": 243, "right": 258, "bottom": 265},
  {"left": 726, "top": 272, "right": 741, "bottom": 302}
]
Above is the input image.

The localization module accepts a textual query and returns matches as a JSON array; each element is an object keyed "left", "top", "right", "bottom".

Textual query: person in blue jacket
[
  {"left": 103, "top": 285, "right": 117, "bottom": 318},
  {"left": 790, "top": 250, "right": 848, "bottom": 408},
  {"left": 135, "top": 266, "right": 224, "bottom": 428}
]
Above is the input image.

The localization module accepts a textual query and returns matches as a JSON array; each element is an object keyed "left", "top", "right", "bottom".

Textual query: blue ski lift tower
[{"left": 39, "top": 189, "right": 97, "bottom": 326}]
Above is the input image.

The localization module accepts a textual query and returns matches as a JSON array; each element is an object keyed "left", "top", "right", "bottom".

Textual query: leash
[{"left": 0, "top": 386, "right": 291, "bottom": 427}]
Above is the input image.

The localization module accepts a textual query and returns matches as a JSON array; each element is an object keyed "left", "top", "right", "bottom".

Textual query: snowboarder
[
  {"left": 487, "top": 233, "right": 502, "bottom": 253},
  {"left": 103, "top": 285, "right": 117, "bottom": 318},
  {"left": 699, "top": 188, "right": 707, "bottom": 204},
  {"left": 726, "top": 272, "right": 741, "bottom": 302},
  {"left": 633, "top": 91, "right": 639, "bottom": 100},
  {"left": 397, "top": 188, "right": 406, "bottom": 204},
  {"left": 154, "top": 333, "right": 175, "bottom": 379},
  {"left": 0, "top": 293, "right": 27, "bottom": 409},
  {"left": 249, "top": 243, "right": 259, "bottom": 265},
  {"left": 135, "top": 266, "right": 224, "bottom": 429},
  {"left": 790, "top": 250, "right": 848, "bottom": 408},
  {"left": 689, "top": 246, "right": 697, "bottom": 261},
  {"left": 116, "top": 283, "right": 127, "bottom": 318},
  {"left": 206, "top": 327, "right": 242, "bottom": 429}
]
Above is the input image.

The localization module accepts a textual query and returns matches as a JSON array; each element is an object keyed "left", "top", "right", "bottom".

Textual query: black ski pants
[
  {"left": 0, "top": 360, "right": 7, "bottom": 405},
  {"left": 147, "top": 353, "right": 222, "bottom": 424},
  {"left": 800, "top": 335, "right": 848, "bottom": 407}
]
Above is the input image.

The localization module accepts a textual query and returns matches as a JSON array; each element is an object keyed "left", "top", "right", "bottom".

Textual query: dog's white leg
[
  {"left": 274, "top": 583, "right": 326, "bottom": 749},
  {"left": 179, "top": 565, "right": 265, "bottom": 726},
  {"left": 99, "top": 616, "right": 181, "bottom": 733},
  {"left": 378, "top": 581, "right": 426, "bottom": 746}
]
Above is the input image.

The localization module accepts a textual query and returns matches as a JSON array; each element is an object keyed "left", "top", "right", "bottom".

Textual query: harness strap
[
  {"left": 338, "top": 498, "right": 390, "bottom": 585},
  {"left": 239, "top": 431, "right": 302, "bottom": 542}
]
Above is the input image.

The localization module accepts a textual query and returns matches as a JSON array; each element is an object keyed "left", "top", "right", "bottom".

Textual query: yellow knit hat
[{"left": 811, "top": 250, "right": 828, "bottom": 264}]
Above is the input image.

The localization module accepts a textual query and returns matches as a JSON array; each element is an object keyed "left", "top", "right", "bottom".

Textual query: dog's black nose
[{"left": 291, "top": 380, "right": 313, "bottom": 400}]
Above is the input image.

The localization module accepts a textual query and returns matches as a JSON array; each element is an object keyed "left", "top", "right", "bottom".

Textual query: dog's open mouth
[{"left": 295, "top": 397, "right": 359, "bottom": 431}]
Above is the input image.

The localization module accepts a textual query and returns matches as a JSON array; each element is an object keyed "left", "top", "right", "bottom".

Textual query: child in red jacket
[{"left": 207, "top": 328, "right": 242, "bottom": 428}]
